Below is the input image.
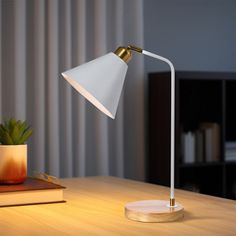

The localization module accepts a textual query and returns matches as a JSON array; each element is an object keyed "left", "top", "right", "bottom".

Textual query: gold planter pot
[{"left": 0, "top": 144, "right": 27, "bottom": 184}]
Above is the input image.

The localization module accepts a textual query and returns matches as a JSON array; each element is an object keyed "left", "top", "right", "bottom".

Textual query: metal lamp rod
[
  {"left": 115, "top": 45, "right": 176, "bottom": 207},
  {"left": 142, "top": 50, "right": 176, "bottom": 207}
]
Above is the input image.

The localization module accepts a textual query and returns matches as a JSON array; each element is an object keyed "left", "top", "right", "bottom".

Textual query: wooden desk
[{"left": 0, "top": 176, "right": 235, "bottom": 236}]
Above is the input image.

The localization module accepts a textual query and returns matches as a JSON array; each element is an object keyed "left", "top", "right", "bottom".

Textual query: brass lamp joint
[
  {"left": 127, "top": 45, "right": 143, "bottom": 53},
  {"left": 170, "top": 198, "right": 175, "bottom": 207},
  {"left": 114, "top": 45, "right": 143, "bottom": 63}
]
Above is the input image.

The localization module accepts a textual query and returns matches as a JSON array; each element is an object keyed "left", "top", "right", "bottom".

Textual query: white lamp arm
[{"left": 142, "top": 50, "right": 176, "bottom": 206}]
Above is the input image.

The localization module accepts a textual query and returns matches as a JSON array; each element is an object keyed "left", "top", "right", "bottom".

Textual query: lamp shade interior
[{"left": 62, "top": 52, "right": 128, "bottom": 119}]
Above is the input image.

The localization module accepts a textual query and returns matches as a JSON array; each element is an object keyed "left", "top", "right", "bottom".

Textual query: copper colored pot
[{"left": 0, "top": 145, "right": 27, "bottom": 184}]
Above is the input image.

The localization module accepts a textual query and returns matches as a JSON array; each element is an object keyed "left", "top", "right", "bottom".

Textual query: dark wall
[{"left": 144, "top": 0, "right": 236, "bottom": 73}]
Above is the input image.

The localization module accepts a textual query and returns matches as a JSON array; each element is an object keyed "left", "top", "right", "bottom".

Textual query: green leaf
[
  {"left": 10, "top": 125, "right": 21, "bottom": 145},
  {"left": 18, "top": 121, "right": 28, "bottom": 136},
  {"left": 0, "top": 125, "right": 6, "bottom": 135},
  {"left": 0, "top": 119, "right": 33, "bottom": 145},
  {"left": 8, "top": 118, "right": 17, "bottom": 132},
  {"left": 0, "top": 125, "right": 8, "bottom": 144},
  {"left": 0, "top": 137, "right": 3, "bottom": 145},
  {"left": 1, "top": 132, "right": 14, "bottom": 145},
  {"left": 18, "top": 129, "right": 33, "bottom": 144},
  {"left": 0, "top": 124, "right": 8, "bottom": 133}
]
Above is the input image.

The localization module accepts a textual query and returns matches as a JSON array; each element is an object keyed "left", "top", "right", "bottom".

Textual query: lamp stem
[{"left": 142, "top": 50, "right": 176, "bottom": 206}]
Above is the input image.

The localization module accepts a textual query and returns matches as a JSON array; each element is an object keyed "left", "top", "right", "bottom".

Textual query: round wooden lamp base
[{"left": 125, "top": 200, "right": 184, "bottom": 223}]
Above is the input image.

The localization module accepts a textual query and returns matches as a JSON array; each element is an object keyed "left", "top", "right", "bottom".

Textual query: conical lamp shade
[{"left": 62, "top": 52, "right": 128, "bottom": 119}]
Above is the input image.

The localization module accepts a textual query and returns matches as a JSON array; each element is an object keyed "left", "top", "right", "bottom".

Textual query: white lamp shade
[{"left": 62, "top": 52, "right": 128, "bottom": 119}]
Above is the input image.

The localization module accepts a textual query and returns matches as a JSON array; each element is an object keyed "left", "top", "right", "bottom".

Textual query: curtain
[{"left": 0, "top": 0, "right": 145, "bottom": 180}]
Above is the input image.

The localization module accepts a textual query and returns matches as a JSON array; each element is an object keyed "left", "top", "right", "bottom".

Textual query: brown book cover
[
  {"left": 0, "top": 177, "right": 66, "bottom": 207},
  {"left": 199, "top": 122, "right": 220, "bottom": 162}
]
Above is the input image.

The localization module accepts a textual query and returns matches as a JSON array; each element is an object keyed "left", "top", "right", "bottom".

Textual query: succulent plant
[{"left": 0, "top": 118, "right": 33, "bottom": 145}]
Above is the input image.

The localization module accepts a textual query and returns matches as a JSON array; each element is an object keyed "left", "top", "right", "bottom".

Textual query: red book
[{"left": 0, "top": 177, "right": 66, "bottom": 207}]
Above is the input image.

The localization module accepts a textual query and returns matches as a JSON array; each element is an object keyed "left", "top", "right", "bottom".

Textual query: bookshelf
[{"left": 148, "top": 72, "right": 236, "bottom": 200}]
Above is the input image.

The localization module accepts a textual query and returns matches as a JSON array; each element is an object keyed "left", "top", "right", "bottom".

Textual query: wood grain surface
[
  {"left": 0, "top": 176, "right": 235, "bottom": 236},
  {"left": 125, "top": 200, "right": 184, "bottom": 222}
]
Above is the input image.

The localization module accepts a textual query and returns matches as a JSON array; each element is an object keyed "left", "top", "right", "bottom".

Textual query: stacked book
[
  {"left": 181, "top": 122, "right": 220, "bottom": 163},
  {"left": 0, "top": 177, "right": 66, "bottom": 207},
  {"left": 181, "top": 132, "right": 195, "bottom": 163},
  {"left": 225, "top": 142, "right": 236, "bottom": 161}
]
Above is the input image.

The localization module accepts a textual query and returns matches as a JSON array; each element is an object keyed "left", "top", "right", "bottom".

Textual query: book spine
[
  {"left": 199, "top": 122, "right": 220, "bottom": 163},
  {"left": 183, "top": 132, "right": 195, "bottom": 164},
  {"left": 205, "top": 128, "right": 212, "bottom": 162},
  {"left": 196, "top": 130, "right": 204, "bottom": 162}
]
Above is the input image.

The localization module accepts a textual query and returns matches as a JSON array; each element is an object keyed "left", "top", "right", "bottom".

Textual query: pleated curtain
[{"left": 0, "top": 0, "right": 145, "bottom": 180}]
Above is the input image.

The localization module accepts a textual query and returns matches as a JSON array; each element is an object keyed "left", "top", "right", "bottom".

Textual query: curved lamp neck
[{"left": 115, "top": 45, "right": 176, "bottom": 207}]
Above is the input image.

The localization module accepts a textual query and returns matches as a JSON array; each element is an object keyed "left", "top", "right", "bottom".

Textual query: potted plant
[{"left": 0, "top": 118, "right": 32, "bottom": 184}]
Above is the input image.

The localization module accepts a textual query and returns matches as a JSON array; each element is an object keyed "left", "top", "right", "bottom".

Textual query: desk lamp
[{"left": 62, "top": 45, "right": 184, "bottom": 222}]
